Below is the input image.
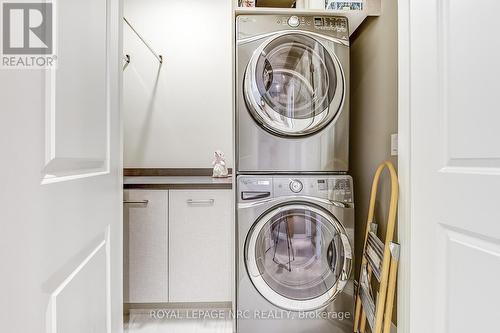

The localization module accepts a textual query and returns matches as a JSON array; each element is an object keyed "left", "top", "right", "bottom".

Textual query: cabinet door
[
  {"left": 124, "top": 190, "right": 168, "bottom": 303},
  {"left": 169, "top": 190, "right": 232, "bottom": 302}
]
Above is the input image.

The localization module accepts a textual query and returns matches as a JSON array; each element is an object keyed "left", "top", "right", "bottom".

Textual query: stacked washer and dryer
[{"left": 235, "top": 14, "right": 354, "bottom": 333}]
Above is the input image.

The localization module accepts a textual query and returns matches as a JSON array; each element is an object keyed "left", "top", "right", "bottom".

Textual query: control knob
[
  {"left": 290, "top": 180, "right": 303, "bottom": 193},
  {"left": 288, "top": 16, "right": 300, "bottom": 27}
]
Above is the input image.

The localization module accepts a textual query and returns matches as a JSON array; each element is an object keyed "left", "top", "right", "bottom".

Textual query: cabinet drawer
[
  {"left": 124, "top": 190, "right": 168, "bottom": 303},
  {"left": 168, "top": 190, "right": 232, "bottom": 302}
]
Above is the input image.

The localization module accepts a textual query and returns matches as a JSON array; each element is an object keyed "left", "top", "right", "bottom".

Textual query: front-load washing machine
[
  {"left": 236, "top": 14, "right": 350, "bottom": 173},
  {"left": 237, "top": 175, "right": 355, "bottom": 333}
]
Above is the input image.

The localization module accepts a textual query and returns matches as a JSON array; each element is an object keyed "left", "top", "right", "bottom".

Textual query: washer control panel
[
  {"left": 238, "top": 175, "right": 353, "bottom": 204},
  {"left": 317, "top": 178, "right": 353, "bottom": 203}
]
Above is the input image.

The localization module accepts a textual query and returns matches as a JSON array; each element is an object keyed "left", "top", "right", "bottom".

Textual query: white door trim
[{"left": 397, "top": 0, "right": 411, "bottom": 332}]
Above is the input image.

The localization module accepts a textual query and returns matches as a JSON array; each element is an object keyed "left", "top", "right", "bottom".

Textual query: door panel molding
[
  {"left": 46, "top": 227, "right": 111, "bottom": 333},
  {"left": 42, "top": 0, "right": 110, "bottom": 184},
  {"left": 436, "top": 224, "right": 500, "bottom": 333},
  {"left": 439, "top": 0, "right": 500, "bottom": 171}
]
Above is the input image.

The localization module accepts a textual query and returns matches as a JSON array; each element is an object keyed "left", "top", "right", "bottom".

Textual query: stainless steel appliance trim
[
  {"left": 237, "top": 30, "right": 350, "bottom": 47},
  {"left": 238, "top": 195, "right": 353, "bottom": 209}
]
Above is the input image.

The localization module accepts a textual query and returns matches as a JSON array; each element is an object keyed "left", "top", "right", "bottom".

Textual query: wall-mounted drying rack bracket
[
  {"left": 122, "top": 54, "right": 131, "bottom": 71},
  {"left": 123, "top": 17, "right": 163, "bottom": 64}
]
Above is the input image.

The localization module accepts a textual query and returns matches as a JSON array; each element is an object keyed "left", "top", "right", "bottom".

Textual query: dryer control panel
[
  {"left": 275, "top": 15, "right": 349, "bottom": 39},
  {"left": 237, "top": 14, "right": 350, "bottom": 41}
]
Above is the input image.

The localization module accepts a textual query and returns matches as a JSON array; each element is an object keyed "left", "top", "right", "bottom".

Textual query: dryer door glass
[
  {"left": 245, "top": 204, "right": 352, "bottom": 311},
  {"left": 244, "top": 33, "right": 345, "bottom": 136}
]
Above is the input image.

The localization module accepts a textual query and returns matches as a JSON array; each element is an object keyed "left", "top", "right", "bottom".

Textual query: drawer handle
[
  {"left": 187, "top": 199, "right": 215, "bottom": 205},
  {"left": 123, "top": 200, "right": 149, "bottom": 205}
]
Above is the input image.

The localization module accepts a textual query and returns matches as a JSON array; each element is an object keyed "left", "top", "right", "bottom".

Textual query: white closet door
[
  {"left": 0, "top": 0, "right": 122, "bottom": 331},
  {"left": 124, "top": 190, "right": 168, "bottom": 303},
  {"left": 169, "top": 190, "right": 232, "bottom": 303},
  {"left": 402, "top": 0, "right": 500, "bottom": 332}
]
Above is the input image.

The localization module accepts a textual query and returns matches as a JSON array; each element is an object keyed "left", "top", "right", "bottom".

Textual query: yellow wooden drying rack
[{"left": 353, "top": 161, "right": 400, "bottom": 333}]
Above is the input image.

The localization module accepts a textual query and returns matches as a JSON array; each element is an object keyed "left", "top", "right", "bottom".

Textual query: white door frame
[{"left": 397, "top": 0, "right": 411, "bottom": 331}]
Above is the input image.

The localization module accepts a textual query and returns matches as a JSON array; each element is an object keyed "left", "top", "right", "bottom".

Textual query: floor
[
  {"left": 125, "top": 311, "right": 233, "bottom": 333},
  {"left": 124, "top": 309, "right": 394, "bottom": 333}
]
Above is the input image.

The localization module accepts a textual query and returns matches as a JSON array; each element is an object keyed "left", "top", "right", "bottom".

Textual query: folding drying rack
[{"left": 354, "top": 161, "right": 400, "bottom": 333}]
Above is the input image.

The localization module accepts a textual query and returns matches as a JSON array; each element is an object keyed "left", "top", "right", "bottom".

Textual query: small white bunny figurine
[{"left": 212, "top": 150, "right": 229, "bottom": 178}]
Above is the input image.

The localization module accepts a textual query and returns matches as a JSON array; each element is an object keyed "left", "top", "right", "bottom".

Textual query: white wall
[{"left": 124, "top": 0, "right": 233, "bottom": 168}]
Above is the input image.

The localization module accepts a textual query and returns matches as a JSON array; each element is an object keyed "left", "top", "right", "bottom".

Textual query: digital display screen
[{"left": 314, "top": 17, "right": 323, "bottom": 26}]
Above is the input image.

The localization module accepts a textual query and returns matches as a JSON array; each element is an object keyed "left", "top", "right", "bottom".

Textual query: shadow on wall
[{"left": 135, "top": 67, "right": 162, "bottom": 163}]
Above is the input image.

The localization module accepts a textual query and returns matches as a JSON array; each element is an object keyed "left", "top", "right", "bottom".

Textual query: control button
[
  {"left": 288, "top": 16, "right": 300, "bottom": 27},
  {"left": 290, "top": 180, "right": 303, "bottom": 193}
]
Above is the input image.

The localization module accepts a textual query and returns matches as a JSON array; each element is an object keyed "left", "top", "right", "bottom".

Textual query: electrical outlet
[{"left": 391, "top": 134, "right": 398, "bottom": 156}]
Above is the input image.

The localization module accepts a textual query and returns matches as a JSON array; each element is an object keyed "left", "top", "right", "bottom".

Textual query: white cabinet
[
  {"left": 124, "top": 190, "right": 168, "bottom": 303},
  {"left": 168, "top": 190, "right": 232, "bottom": 302}
]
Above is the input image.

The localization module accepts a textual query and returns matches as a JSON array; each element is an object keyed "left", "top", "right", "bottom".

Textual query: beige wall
[{"left": 350, "top": 0, "right": 399, "bottom": 325}]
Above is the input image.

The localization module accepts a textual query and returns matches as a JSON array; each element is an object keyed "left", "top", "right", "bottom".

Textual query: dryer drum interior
[
  {"left": 244, "top": 33, "right": 345, "bottom": 137},
  {"left": 245, "top": 203, "right": 352, "bottom": 311}
]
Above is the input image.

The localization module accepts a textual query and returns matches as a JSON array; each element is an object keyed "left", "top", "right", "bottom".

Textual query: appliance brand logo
[{"left": 1, "top": 1, "right": 56, "bottom": 68}]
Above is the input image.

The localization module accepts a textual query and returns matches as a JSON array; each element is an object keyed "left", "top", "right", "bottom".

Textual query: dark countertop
[{"left": 123, "top": 176, "right": 233, "bottom": 190}]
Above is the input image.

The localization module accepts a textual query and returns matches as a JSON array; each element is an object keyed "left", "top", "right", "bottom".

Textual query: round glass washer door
[
  {"left": 245, "top": 203, "right": 352, "bottom": 312},
  {"left": 244, "top": 32, "right": 345, "bottom": 137}
]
